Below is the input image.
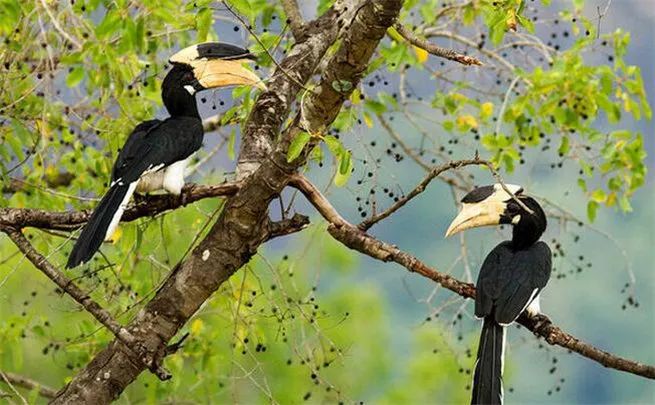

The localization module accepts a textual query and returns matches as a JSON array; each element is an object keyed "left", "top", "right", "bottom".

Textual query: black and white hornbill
[
  {"left": 66, "top": 42, "right": 264, "bottom": 268},
  {"left": 445, "top": 184, "right": 552, "bottom": 405}
]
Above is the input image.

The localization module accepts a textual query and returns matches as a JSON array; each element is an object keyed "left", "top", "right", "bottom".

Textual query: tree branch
[
  {"left": 290, "top": 174, "right": 655, "bottom": 380},
  {"left": 358, "top": 157, "right": 489, "bottom": 231},
  {"left": 0, "top": 182, "right": 240, "bottom": 231},
  {"left": 393, "top": 23, "right": 483, "bottom": 66},
  {"left": 281, "top": 0, "right": 306, "bottom": 40},
  {"left": 0, "top": 227, "right": 172, "bottom": 381},
  {"left": 0, "top": 370, "right": 57, "bottom": 399},
  {"left": 236, "top": 1, "right": 361, "bottom": 178}
]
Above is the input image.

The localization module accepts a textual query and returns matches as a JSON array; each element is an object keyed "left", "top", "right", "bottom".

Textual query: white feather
[
  {"left": 526, "top": 294, "right": 541, "bottom": 316},
  {"left": 104, "top": 182, "right": 137, "bottom": 241},
  {"left": 521, "top": 288, "right": 540, "bottom": 316},
  {"left": 162, "top": 158, "right": 189, "bottom": 195}
]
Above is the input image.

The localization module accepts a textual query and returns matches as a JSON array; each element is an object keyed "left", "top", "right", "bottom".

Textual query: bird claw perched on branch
[{"left": 530, "top": 313, "right": 553, "bottom": 337}]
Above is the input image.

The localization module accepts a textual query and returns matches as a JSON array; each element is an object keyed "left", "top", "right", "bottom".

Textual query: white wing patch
[
  {"left": 518, "top": 288, "right": 540, "bottom": 319},
  {"left": 104, "top": 182, "right": 137, "bottom": 241},
  {"left": 526, "top": 295, "right": 541, "bottom": 316}
]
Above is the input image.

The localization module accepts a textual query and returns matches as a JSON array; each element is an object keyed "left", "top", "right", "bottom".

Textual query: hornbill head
[
  {"left": 445, "top": 184, "right": 546, "bottom": 243},
  {"left": 168, "top": 42, "right": 266, "bottom": 91}
]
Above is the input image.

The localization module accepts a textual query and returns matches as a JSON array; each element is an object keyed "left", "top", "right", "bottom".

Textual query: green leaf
[
  {"left": 227, "top": 129, "right": 236, "bottom": 160},
  {"left": 338, "top": 149, "right": 351, "bottom": 175},
  {"left": 95, "top": 10, "right": 121, "bottom": 39},
  {"left": 587, "top": 200, "right": 598, "bottom": 222},
  {"left": 558, "top": 136, "right": 570, "bottom": 155},
  {"left": 590, "top": 189, "right": 607, "bottom": 203},
  {"left": 323, "top": 135, "right": 344, "bottom": 157},
  {"left": 618, "top": 195, "right": 633, "bottom": 212},
  {"left": 286, "top": 131, "right": 311, "bottom": 163},
  {"left": 332, "top": 80, "right": 353, "bottom": 93},
  {"left": 226, "top": 0, "right": 253, "bottom": 20},
  {"left": 66, "top": 67, "right": 85, "bottom": 88},
  {"left": 196, "top": 7, "right": 213, "bottom": 42},
  {"left": 334, "top": 150, "right": 352, "bottom": 187}
]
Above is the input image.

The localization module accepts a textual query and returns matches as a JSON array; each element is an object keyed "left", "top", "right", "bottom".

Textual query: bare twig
[
  {"left": 0, "top": 227, "right": 171, "bottom": 381},
  {"left": 38, "top": 0, "right": 82, "bottom": 49},
  {"left": 0, "top": 371, "right": 57, "bottom": 399},
  {"left": 221, "top": 1, "right": 310, "bottom": 91},
  {"left": 596, "top": 0, "right": 613, "bottom": 38},
  {"left": 424, "top": 29, "right": 517, "bottom": 74},
  {"left": 393, "top": 23, "right": 483, "bottom": 66},
  {"left": 359, "top": 157, "right": 490, "bottom": 231}
]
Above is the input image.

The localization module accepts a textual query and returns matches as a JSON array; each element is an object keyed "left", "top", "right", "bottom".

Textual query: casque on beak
[
  {"left": 445, "top": 201, "right": 506, "bottom": 237},
  {"left": 169, "top": 42, "right": 267, "bottom": 90},
  {"left": 444, "top": 184, "right": 523, "bottom": 237},
  {"left": 193, "top": 59, "right": 266, "bottom": 90}
]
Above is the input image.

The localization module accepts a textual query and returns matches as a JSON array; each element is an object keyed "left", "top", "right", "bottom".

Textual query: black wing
[
  {"left": 111, "top": 119, "right": 162, "bottom": 182},
  {"left": 110, "top": 117, "right": 203, "bottom": 185},
  {"left": 475, "top": 241, "right": 552, "bottom": 324}
]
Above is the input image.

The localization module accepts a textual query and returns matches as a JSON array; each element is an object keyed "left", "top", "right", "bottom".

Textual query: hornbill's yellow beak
[
  {"left": 445, "top": 184, "right": 523, "bottom": 237},
  {"left": 169, "top": 42, "right": 267, "bottom": 90}
]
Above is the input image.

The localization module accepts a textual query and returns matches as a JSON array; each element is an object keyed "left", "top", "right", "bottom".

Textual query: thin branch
[
  {"left": 393, "top": 23, "right": 483, "bottom": 66},
  {"left": 596, "top": 0, "right": 613, "bottom": 38},
  {"left": 290, "top": 174, "right": 655, "bottom": 380},
  {"left": 0, "top": 371, "right": 57, "bottom": 399},
  {"left": 0, "top": 182, "right": 240, "bottom": 231},
  {"left": 280, "top": 0, "right": 305, "bottom": 40},
  {"left": 359, "top": 157, "right": 490, "bottom": 231},
  {"left": 38, "top": 0, "right": 82, "bottom": 49},
  {"left": 0, "top": 227, "right": 171, "bottom": 381},
  {"left": 221, "top": 1, "right": 310, "bottom": 91},
  {"left": 377, "top": 113, "right": 431, "bottom": 171},
  {"left": 424, "top": 29, "right": 517, "bottom": 74}
]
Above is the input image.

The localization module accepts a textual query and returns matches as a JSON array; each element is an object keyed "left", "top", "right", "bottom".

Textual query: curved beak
[
  {"left": 193, "top": 58, "right": 266, "bottom": 90},
  {"left": 169, "top": 42, "right": 267, "bottom": 91},
  {"left": 444, "top": 201, "right": 506, "bottom": 238}
]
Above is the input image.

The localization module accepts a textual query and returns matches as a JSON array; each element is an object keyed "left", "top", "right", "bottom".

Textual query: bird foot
[
  {"left": 132, "top": 192, "right": 149, "bottom": 205},
  {"left": 177, "top": 190, "right": 188, "bottom": 206},
  {"left": 531, "top": 313, "right": 552, "bottom": 336}
]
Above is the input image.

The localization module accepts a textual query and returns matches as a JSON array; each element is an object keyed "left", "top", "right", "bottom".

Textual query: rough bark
[{"left": 52, "top": 1, "right": 403, "bottom": 402}]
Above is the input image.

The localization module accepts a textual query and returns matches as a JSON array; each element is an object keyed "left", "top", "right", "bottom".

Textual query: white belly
[{"left": 135, "top": 158, "right": 189, "bottom": 195}]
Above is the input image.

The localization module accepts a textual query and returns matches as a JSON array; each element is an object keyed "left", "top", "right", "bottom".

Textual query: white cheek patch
[
  {"left": 512, "top": 214, "right": 521, "bottom": 224},
  {"left": 184, "top": 85, "right": 196, "bottom": 95}
]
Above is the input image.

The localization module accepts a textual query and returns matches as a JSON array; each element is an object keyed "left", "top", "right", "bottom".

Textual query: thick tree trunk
[{"left": 52, "top": 1, "right": 403, "bottom": 403}]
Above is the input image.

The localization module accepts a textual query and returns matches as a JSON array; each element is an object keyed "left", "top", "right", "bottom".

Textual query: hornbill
[
  {"left": 445, "top": 184, "right": 552, "bottom": 405},
  {"left": 66, "top": 42, "right": 264, "bottom": 268}
]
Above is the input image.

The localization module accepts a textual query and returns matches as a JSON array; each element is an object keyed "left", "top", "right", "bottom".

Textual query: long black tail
[
  {"left": 66, "top": 184, "right": 132, "bottom": 268},
  {"left": 471, "top": 317, "right": 505, "bottom": 405}
]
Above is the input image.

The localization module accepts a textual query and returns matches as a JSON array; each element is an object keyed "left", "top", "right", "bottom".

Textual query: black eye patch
[{"left": 461, "top": 185, "right": 495, "bottom": 203}]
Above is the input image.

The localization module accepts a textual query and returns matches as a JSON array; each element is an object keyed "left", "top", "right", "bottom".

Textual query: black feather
[
  {"left": 472, "top": 317, "right": 504, "bottom": 405},
  {"left": 196, "top": 42, "right": 256, "bottom": 60},
  {"left": 475, "top": 241, "right": 551, "bottom": 323},
  {"left": 66, "top": 184, "right": 130, "bottom": 268},
  {"left": 461, "top": 185, "right": 495, "bottom": 203}
]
